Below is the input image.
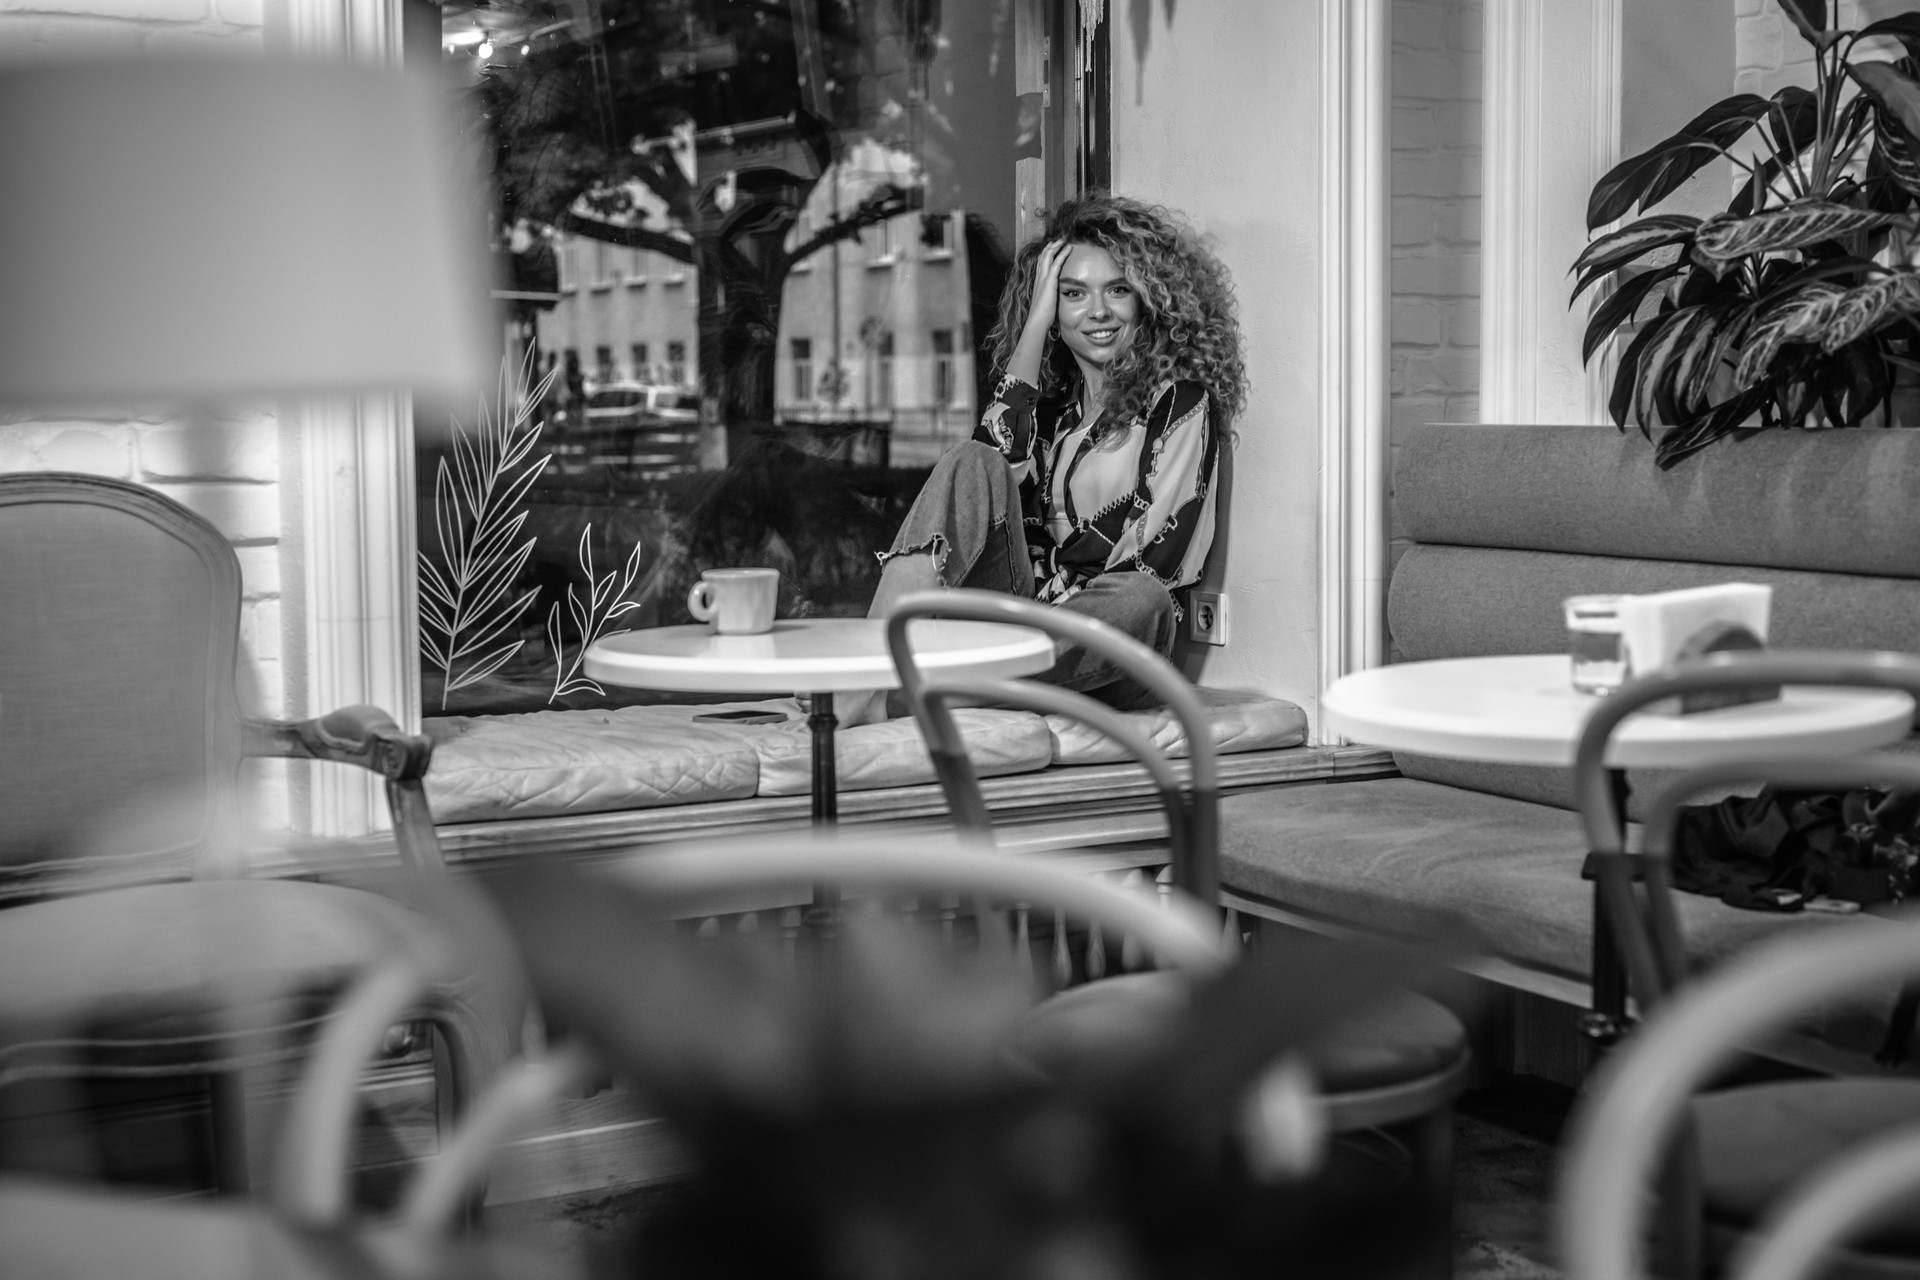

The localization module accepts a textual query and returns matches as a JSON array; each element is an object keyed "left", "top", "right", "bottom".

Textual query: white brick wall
[
  {"left": 1390, "top": 0, "right": 1481, "bottom": 590},
  {"left": 0, "top": 1, "right": 289, "bottom": 824},
  {"left": 1735, "top": 0, "right": 1898, "bottom": 99}
]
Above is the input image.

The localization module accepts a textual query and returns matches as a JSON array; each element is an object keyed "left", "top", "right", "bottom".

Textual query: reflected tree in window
[{"left": 481, "top": 0, "right": 944, "bottom": 431}]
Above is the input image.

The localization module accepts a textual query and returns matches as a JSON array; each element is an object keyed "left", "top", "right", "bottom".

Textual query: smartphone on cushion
[{"left": 691, "top": 709, "right": 788, "bottom": 725}]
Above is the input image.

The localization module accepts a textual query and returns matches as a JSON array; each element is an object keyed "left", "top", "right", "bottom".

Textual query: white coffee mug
[{"left": 687, "top": 568, "right": 779, "bottom": 634}]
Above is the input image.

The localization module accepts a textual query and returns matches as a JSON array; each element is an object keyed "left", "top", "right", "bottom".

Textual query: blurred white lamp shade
[{"left": 0, "top": 57, "right": 496, "bottom": 405}]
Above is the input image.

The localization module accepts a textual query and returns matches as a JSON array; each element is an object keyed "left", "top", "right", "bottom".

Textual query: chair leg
[
  {"left": 208, "top": 1069, "right": 252, "bottom": 1195},
  {"left": 1414, "top": 1106, "right": 1455, "bottom": 1280},
  {"left": 426, "top": 1006, "right": 499, "bottom": 1229}
]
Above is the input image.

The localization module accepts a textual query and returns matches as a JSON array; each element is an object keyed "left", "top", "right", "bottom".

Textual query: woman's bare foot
[{"left": 834, "top": 688, "right": 891, "bottom": 728}]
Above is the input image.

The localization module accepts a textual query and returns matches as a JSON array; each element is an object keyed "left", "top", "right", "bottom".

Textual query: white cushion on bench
[
  {"left": 424, "top": 704, "right": 762, "bottom": 822},
  {"left": 1046, "top": 688, "right": 1308, "bottom": 765},
  {"left": 422, "top": 688, "right": 1307, "bottom": 823},
  {"left": 738, "top": 698, "right": 1055, "bottom": 797}
]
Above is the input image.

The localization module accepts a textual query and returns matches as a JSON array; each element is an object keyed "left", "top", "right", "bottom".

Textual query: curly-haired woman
[{"left": 845, "top": 194, "right": 1248, "bottom": 724}]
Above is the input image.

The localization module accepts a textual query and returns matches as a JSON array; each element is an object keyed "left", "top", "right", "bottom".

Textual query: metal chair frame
[
  {"left": 1567, "top": 649, "right": 1920, "bottom": 1280},
  {"left": 1561, "top": 925, "right": 1920, "bottom": 1280},
  {"left": 1574, "top": 652, "right": 1920, "bottom": 1028},
  {"left": 884, "top": 588, "right": 1219, "bottom": 903}
]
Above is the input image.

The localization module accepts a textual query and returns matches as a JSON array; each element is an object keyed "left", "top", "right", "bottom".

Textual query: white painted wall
[{"left": 1110, "top": 0, "right": 1332, "bottom": 720}]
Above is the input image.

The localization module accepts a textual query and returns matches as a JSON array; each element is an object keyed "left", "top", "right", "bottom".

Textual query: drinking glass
[{"left": 1565, "top": 595, "right": 1628, "bottom": 695}]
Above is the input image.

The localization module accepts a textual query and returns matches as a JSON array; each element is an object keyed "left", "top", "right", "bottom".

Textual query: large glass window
[{"left": 416, "top": 0, "right": 1096, "bottom": 716}]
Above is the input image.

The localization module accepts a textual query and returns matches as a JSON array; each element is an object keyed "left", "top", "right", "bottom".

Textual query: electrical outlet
[{"left": 1189, "top": 591, "right": 1228, "bottom": 646}]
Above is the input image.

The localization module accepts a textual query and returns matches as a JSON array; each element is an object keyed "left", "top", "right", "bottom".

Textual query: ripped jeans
[{"left": 879, "top": 441, "right": 1176, "bottom": 711}]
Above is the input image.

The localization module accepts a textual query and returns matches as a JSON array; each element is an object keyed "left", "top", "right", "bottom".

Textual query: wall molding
[
  {"left": 1481, "top": 0, "right": 1621, "bottom": 427},
  {"left": 282, "top": 0, "right": 418, "bottom": 837},
  {"left": 1316, "top": 0, "right": 1391, "bottom": 714}
]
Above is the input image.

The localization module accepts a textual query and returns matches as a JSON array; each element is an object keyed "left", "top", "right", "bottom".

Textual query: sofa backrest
[{"left": 1387, "top": 423, "right": 1920, "bottom": 811}]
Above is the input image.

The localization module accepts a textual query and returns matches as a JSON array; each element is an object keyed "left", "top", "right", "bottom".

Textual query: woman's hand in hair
[{"left": 1007, "top": 239, "right": 1071, "bottom": 388}]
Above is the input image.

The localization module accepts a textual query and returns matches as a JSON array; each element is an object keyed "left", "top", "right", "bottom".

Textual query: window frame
[{"left": 298, "top": 0, "right": 1397, "bottom": 832}]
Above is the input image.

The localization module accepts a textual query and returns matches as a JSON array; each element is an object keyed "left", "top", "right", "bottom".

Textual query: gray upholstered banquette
[{"left": 1218, "top": 423, "right": 1920, "bottom": 1012}]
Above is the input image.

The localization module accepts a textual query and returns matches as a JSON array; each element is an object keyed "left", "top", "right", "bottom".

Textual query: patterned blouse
[{"left": 976, "top": 374, "right": 1219, "bottom": 614}]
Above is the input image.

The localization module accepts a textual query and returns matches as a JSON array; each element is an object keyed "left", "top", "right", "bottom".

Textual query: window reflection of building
[
  {"left": 875, "top": 331, "right": 894, "bottom": 411},
  {"left": 531, "top": 142, "right": 980, "bottom": 467},
  {"left": 536, "top": 233, "right": 699, "bottom": 395},
  {"left": 791, "top": 338, "right": 813, "bottom": 403},
  {"left": 932, "top": 329, "right": 955, "bottom": 407},
  {"left": 771, "top": 152, "right": 979, "bottom": 467}
]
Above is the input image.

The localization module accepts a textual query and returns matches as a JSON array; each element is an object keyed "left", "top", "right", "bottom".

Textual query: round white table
[
  {"left": 1322, "top": 652, "right": 1915, "bottom": 1045},
  {"left": 1323, "top": 654, "right": 1915, "bottom": 767},
  {"left": 584, "top": 617, "right": 1055, "bottom": 823}
]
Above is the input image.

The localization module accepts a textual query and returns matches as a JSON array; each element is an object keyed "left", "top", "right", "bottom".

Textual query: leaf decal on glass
[
  {"left": 547, "top": 526, "right": 656, "bottom": 702},
  {"left": 419, "top": 350, "right": 557, "bottom": 709}
]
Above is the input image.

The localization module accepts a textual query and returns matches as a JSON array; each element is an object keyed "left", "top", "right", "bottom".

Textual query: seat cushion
[
  {"left": 425, "top": 704, "right": 763, "bottom": 822},
  {"left": 1218, "top": 777, "right": 1856, "bottom": 985},
  {"left": 1696, "top": 1079, "right": 1920, "bottom": 1256},
  {"left": 1045, "top": 687, "right": 1308, "bottom": 766},
  {"left": 744, "top": 699, "right": 1053, "bottom": 797},
  {"left": 0, "top": 880, "right": 429, "bottom": 1046},
  {"left": 1013, "top": 972, "right": 1465, "bottom": 1097}
]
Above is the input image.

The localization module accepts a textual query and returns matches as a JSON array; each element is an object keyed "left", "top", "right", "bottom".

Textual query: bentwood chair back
[
  {"left": 0, "top": 472, "right": 449, "bottom": 891},
  {"left": 886, "top": 591, "right": 1469, "bottom": 1278},
  {"left": 1561, "top": 924, "right": 1920, "bottom": 1280},
  {"left": 1571, "top": 649, "right": 1920, "bottom": 1015},
  {"left": 0, "top": 473, "right": 502, "bottom": 1194},
  {"left": 1569, "top": 650, "right": 1920, "bottom": 1280},
  {"left": 884, "top": 588, "right": 1219, "bottom": 904},
  {"left": 0, "top": 956, "right": 585, "bottom": 1280}
]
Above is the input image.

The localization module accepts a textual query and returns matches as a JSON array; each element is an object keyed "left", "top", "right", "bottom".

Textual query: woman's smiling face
[{"left": 1054, "top": 242, "right": 1139, "bottom": 378}]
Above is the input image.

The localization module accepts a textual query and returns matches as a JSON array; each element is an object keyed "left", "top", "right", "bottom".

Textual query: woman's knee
[
  {"left": 928, "top": 440, "right": 1016, "bottom": 495},
  {"left": 1063, "top": 571, "right": 1176, "bottom": 650}
]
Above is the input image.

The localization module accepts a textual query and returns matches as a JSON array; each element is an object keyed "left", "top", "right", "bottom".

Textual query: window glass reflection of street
[{"left": 415, "top": 0, "right": 1017, "bottom": 715}]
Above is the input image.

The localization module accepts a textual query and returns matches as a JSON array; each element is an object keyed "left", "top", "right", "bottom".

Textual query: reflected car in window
[{"left": 567, "top": 382, "right": 701, "bottom": 478}]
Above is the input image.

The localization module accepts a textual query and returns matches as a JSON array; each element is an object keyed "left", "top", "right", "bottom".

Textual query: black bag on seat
[{"left": 1671, "top": 786, "right": 1920, "bottom": 912}]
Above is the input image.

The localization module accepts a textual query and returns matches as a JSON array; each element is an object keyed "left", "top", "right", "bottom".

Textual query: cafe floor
[{"left": 484, "top": 1075, "right": 1573, "bottom": 1279}]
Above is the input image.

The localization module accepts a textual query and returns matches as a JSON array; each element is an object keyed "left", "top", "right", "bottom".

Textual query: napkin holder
[{"left": 1619, "top": 583, "right": 1778, "bottom": 714}]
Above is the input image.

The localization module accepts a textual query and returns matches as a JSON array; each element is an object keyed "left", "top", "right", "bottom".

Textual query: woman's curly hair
[{"left": 987, "top": 193, "right": 1248, "bottom": 439}]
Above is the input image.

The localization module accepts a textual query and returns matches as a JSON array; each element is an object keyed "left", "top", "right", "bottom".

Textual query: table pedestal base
[
  {"left": 806, "top": 690, "right": 841, "bottom": 935},
  {"left": 808, "top": 689, "right": 838, "bottom": 826}
]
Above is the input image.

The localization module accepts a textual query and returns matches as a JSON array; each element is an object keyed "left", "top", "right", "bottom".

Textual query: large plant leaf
[
  {"left": 1581, "top": 263, "right": 1681, "bottom": 364},
  {"left": 1853, "top": 60, "right": 1920, "bottom": 150},
  {"left": 1571, "top": 215, "right": 1701, "bottom": 298},
  {"left": 1632, "top": 307, "right": 1714, "bottom": 429},
  {"left": 1870, "top": 125, "right": 1920, "bottom": 203},
  {"left": 1731, "top": 283, "right": 1847, "bottom": 389},
  {"left": 1860, "top": 14, "right": 1920, "bottom": 61},
  {"left": 1653, "top": 383, "right": 1774, "bottom": 469},
  {"left": 1692, "top": 201, "right": 1910, "bottom": 272},
  {"left": 1812, "top": 271, "right": 1920, "bottom": 352},
  {"left": 1779, "top": 0, "right": 1826, "bottom": 41},
  {"left": 1588, "top": 95, "right": 1771, "bottom": 229},
  {"left": 1669, "top": 303, "right": 1742, "bottom": 414},
  {"left": 1608, "top": 315, "right": 1668, "bottom": 432}
]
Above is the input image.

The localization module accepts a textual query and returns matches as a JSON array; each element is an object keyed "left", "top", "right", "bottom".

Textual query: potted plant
[{"left": 1574, "top": 0, "right": 1920, "bottom": 465}]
